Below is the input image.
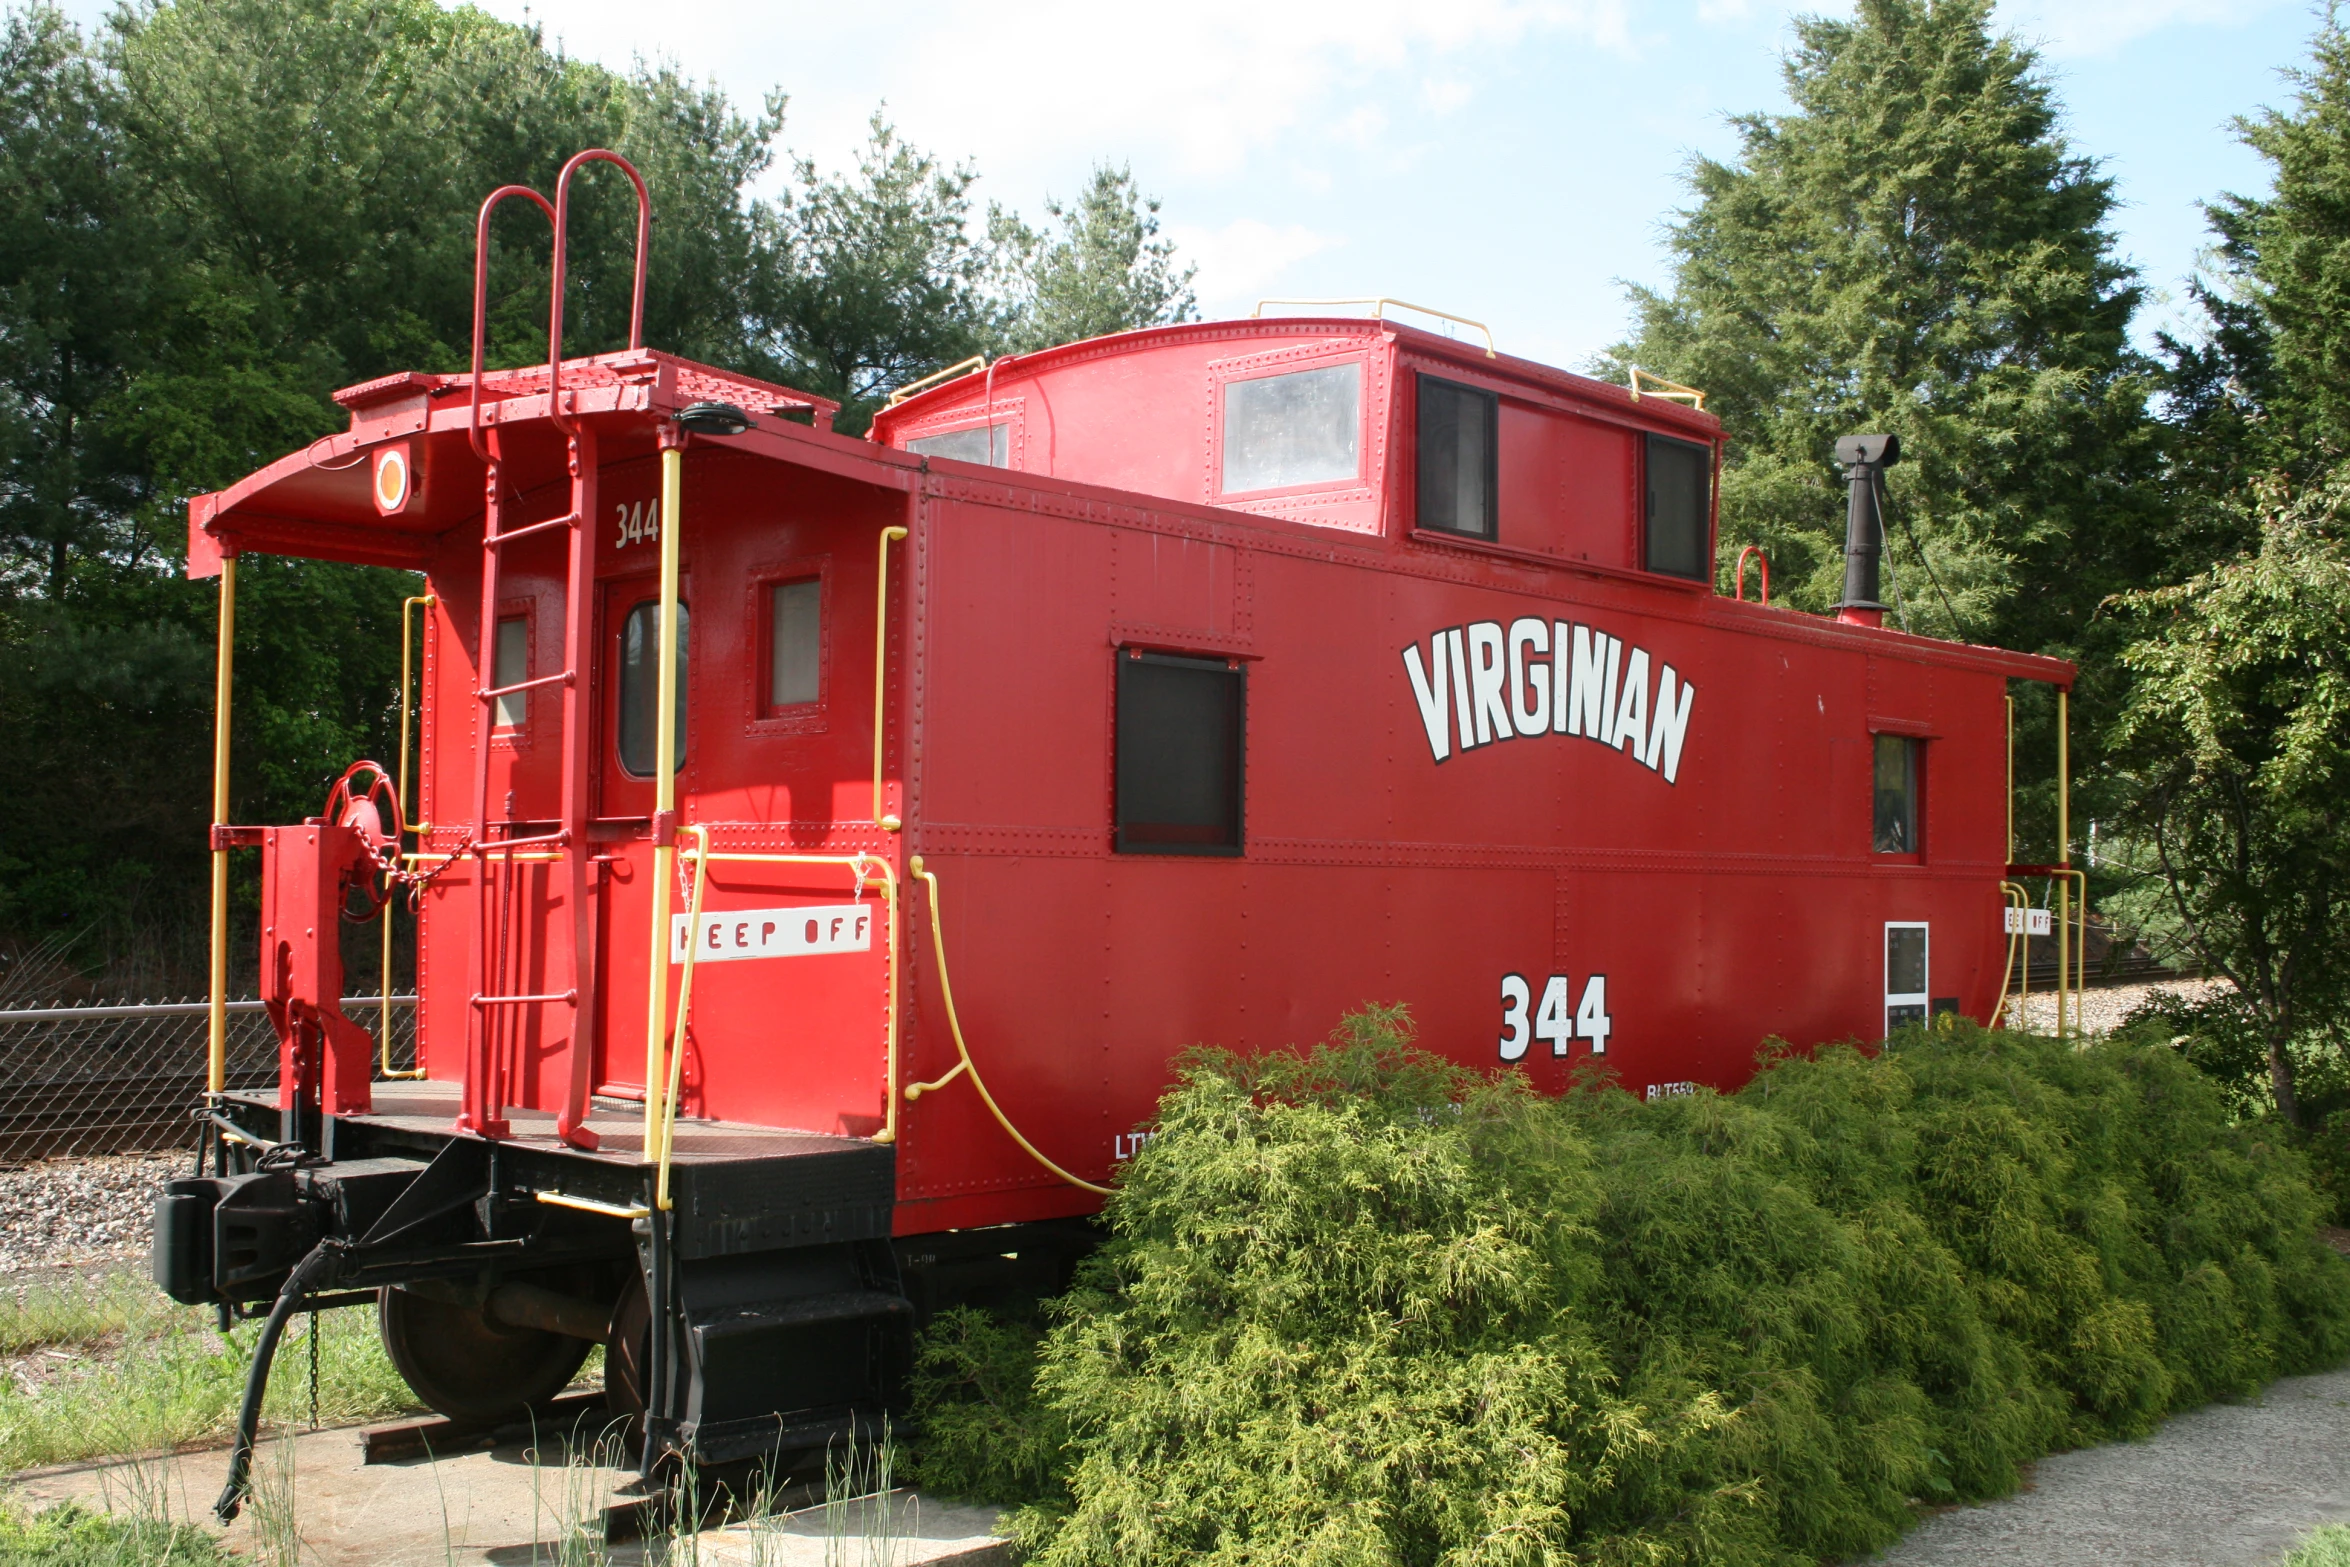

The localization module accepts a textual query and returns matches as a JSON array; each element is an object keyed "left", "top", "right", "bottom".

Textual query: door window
[
  {"left": 1885, "top": 922, "right": 1928, "bottom": 1034},
  {"left": 617, "top": 600, "right": 688, "bottom": 777}
]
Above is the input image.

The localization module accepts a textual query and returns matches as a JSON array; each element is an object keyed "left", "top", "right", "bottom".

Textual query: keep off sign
[
  {"left": 2003, "top": 907, "right": 2054, "bottom": 936},
  {"left": 671, "top": 904, "right": 874, "bottom": 964}
]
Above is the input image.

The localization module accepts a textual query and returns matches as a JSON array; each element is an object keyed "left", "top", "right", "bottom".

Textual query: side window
[
  {"left": 617, "top": 600, "right": 688, "bottom": 778},
  {"left": 1221, "top": 364, "right": 1360, "bottom": 494},
  {"left": 1114, "top": 650, "right": 1245, "bottom": 855},
  {"left": 492, "top": 617, "right": 529, "bottom": 730},
  {"left": 768, "top": 579, "right": 821, "bottom": 709},
  {"left": 1885, "top": 922, "right": 1928, "bottom": 1034},
  {"left": 1872, "top": 734, "right": 1920, "bottom": 854},
  {"left": 1645, "top": 434, "right": 1712, "bottom": 580},
  {"left": 1417, "top": 375, "right": 1497, "bottom": 538},
  {"left": 907, "top": 422, "right": 1009, "bottom": 466}
]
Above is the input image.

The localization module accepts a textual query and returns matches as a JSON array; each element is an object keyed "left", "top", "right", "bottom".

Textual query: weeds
[
  {"left": 2289, "top": 1525, "right": 2350, "bottom": 1566},
  {"left": 911, "top": 1009, "right": 2350, "bottom": 1567},
  {"left": 0, "top": 1274, "right": 419, "bottom": 1470}
]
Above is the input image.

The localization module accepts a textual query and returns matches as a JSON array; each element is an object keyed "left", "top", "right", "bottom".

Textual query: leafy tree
[
  {"left": 756, "top": 114, "right": 1003, "bottom": 434},
  {"left": 2105, "top": 469, "right": 2350, "bottom": 1128},
  {"left": 991, "top": 163, "right": 1196, "bottom": 354},
  {"left": 0, "top": 7, "right": 151, "bottom": 596},
  {"left": 1612, "top": 0, "right": 2158, "bottom": 655}
]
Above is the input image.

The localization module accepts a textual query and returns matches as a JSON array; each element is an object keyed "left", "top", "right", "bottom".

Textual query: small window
[
  {"left": 492, "top": 617, "right": 529, "bottom": 729},
  {"left": 1221, "top": 364, "right": 1360, "bottom": 494},
  {"left": 1872, "top": 734, "right": 1920, "bottom": 854},
  {"left": 1416, "top": 375, "right": 1497, "bottom": 538},
  {"left": 769, "top": 579, "right": 821, "bottom": 709},
  {"left": 618, "top": 600, "right": 688, "bottom": 778},
  {"left": 1885, "top": 922, "right": 1928, "bottom": 1034},
  {"left": 907, "top": 422, "right": 1009, "bottom": 466},
  {"left": 1645, "top": 435, "right": 1711, "bottom": 580},
  {"left": 1114, "top": 651, "right": 1245, "bottom": 855}
]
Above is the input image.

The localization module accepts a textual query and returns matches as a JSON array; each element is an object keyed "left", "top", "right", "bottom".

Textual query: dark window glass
[
  {"left": 618, "top": 600, "right": 688, "bottom": 778},
  {"left": 1115, "top": 651, "right": 1245, "bottom": 855},
  {"left": 769, "top": 579, "right": 820, "bottom": 708},
  {"left": 1417, "top": 375, "right": 1497, "bottom": 537},
  {"left": 1872, "top": 734, "right": 1919, "bottom": 853},
  {"left": 1645, "top": 435, "right": 1711, "bottom": 579}
]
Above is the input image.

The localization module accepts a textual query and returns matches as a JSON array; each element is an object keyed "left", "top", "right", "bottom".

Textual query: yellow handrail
[
  {"left": 1251, "top": 297, "right": 1496, "bottom": 357},
  {"left": 208, "top": 557, "right": 237, "bottom": 1095},
  {"left": 1628, "top": 367, "right": 1707, "bottom": 411},
  {"left": 654, "top": 825, "right": 714, "bottom": 1210},
  {"left": 873, "top": 526, "right": 907, "bottom": 832},
  {"left": 904, "top": 857, "right": 1111, "bottom": 1195},
  {"left": 381, "top": 592, "right": 435, "bottom": 1080},
  {"left": 886, "top": 356, "right": 987, "bottom": 408},
  {"left": 1992, "top": 881, "right": 2028, "bottom": 1029},
  {"left": 643, "top": 440, "right": 685, "bottom": 1155}
]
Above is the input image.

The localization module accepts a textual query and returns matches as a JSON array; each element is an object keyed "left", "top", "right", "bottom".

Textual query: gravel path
[
  {"left": 0, "top": 1153, "right": 180, "bottom": 1274},
  {"left": 2014, "top": 976, "right": 2231, "bottom": 1036},
  {"left": 1867, "top": 1362, "right": 2350, "bottom": 1566}
]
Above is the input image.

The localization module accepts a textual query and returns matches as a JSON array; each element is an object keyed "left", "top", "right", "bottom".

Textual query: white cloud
[
  {"left": 475, "top": 0, "right": 1632, "bottom": 185},
  {"left": 1995, "top": 0, "right": 2298, "bottom": 57},
  {"left": 1166, "top": 219, "right": 1346, "bottom": 317}
]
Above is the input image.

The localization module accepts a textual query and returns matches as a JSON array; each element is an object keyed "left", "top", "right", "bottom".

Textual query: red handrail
[
  {"left": 1734, "top": 545, "right": 1770, "bottom": 605},
  {"left": 548, "top": 149, "right": 651, "bottom": 433},
  {"left": 469, "top": 185, "right": 558, "bottom": 462}
]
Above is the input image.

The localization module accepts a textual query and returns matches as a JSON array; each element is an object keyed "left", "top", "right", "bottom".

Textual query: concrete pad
[
  {"left": 1869, "top": 1362, "right": 2350, "bottom": 1567},
  {"left": 7, "top": 1422, "right": 1004, "bottom": 1566}
]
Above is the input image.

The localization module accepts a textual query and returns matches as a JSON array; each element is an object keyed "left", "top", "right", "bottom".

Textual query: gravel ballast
[{"left": 0, "top": 1152, "right": 179, "bottom": 1274}]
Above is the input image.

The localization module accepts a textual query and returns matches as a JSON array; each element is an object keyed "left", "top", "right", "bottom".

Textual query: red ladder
[{"left": 457, "top": 152, "right": 650, "bottom": 1147}]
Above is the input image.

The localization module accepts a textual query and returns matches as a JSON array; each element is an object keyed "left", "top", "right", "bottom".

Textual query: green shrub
[{"left": 912, "top": 1008, "right": 2350, "bottom": 1567}]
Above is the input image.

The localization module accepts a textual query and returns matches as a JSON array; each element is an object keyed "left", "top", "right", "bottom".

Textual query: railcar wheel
[{"left": 378, "top": 1283, "right": 594, "bottom": 1425}]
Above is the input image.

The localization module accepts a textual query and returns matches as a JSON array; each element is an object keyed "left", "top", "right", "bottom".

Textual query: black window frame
[
  {"left": 1643, "top": 433, "right": 1713, "bottom": 581},
  {"left": 1113, "top": 649, "right": 1247, "bottom": 857},
  {"left": 1415, "top": 373, "right": 1499, "bottom": 539}
]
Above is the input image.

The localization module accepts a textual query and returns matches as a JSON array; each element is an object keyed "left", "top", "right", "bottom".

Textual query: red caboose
[{"left": 155, "top": 156, "right": 2074, "bottom": 1504}]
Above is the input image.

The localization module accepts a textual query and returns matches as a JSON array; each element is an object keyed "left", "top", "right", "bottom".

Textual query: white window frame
[{"left": 1885, "top": 921, "right": 1929, "bottom": 1035}]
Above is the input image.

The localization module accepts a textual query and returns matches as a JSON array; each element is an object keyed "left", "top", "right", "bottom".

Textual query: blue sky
[{"left": 66, "top": 1, "right": 2330, "bottom": 370}]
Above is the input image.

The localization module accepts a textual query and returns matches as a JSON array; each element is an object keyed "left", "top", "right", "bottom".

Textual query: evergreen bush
[{"left": 911, "top": 1008, "right": 2350, "bottom": 1566}]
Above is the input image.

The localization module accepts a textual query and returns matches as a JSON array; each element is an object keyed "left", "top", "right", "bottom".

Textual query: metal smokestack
[{"left": 1834, "top": 433, "right": 1900, "bottom": 628}]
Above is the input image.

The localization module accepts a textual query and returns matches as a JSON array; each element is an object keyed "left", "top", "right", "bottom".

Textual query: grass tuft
[
  {"left": 0, "top": 1499, "right": 225, "bottom": 1565},
  {"left": 2290, "top": 1525, "right": 2350, "bottom": 1567},
  {"left": 0, "top": 1273, "right": 419, "bottom": 1471}
]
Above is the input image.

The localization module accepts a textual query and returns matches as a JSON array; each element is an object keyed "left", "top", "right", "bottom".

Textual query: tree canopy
[
  {"left": 0, "top": 0, "right": 1192, "bottom": 981},
  {"left": 1614, "top": 0, "right": 2157, "bottom": 656}
]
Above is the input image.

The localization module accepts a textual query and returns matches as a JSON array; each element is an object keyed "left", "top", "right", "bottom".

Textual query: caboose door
[{"left": 591, "top": 573, "right": 690, "bottom": 1099}]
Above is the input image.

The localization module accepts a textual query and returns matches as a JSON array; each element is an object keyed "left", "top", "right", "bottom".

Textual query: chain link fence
[{"left": 0, "top": 997, "right": 416, "bottom": 1162}]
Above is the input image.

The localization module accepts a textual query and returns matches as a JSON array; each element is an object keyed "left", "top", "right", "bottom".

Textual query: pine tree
[
  {"left": 2188, "top": 11, "right": 2350, "bottom": 468},
  {"left": 1613, "top": 0, "right": 2157, "bottom": 654},
  {"left": 991, "top": 164, "right": 1196, "bottom": 354}
]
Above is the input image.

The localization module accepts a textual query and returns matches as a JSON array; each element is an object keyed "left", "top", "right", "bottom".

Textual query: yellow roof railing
[{"left": 1251, "top": 297, "right": 1496, "bottom": 358}]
